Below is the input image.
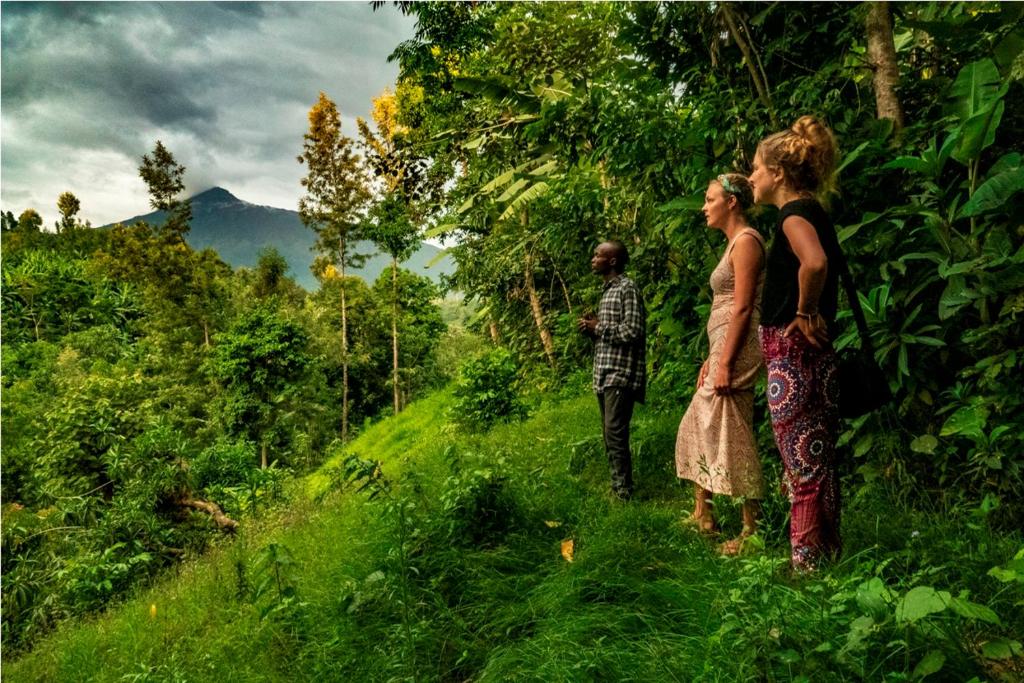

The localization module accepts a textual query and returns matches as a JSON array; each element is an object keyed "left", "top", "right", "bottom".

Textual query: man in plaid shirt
[{"left": 578, "top": 240, "right": 647, "bottom": 501}]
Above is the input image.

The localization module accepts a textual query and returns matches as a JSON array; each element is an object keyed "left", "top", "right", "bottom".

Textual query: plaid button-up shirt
[{"left": 593, "top": 274, "right": 647, "bottom": 400}]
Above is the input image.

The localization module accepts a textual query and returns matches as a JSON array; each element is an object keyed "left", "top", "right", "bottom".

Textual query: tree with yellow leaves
[
  {"left": 358, "top": 87, "right": 430, "bottom": 415},
  {"left": 298, "top": 92, "right": 371, "bottom": 441}
]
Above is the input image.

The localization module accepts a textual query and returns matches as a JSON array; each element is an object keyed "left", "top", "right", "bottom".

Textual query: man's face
[{"left": 591, "top": 243, "right": 616, "bottom": 275}]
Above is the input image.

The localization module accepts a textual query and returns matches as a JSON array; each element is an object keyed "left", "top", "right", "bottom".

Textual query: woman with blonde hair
[
  {"left": 748, "top": 115, "right": 843, "bottom": 570},
  {"left": 676, "top": 172, "right": 766, "bottom": 555}
]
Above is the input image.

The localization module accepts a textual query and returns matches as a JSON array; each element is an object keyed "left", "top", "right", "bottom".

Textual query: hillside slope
[{"left": 6, "top": 391, "right": 1022, "bottom": 682}]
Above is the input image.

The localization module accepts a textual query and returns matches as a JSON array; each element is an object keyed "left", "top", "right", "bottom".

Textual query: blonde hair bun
[{"left": 758, "top": 115, "right": 838, "bottom": 196}]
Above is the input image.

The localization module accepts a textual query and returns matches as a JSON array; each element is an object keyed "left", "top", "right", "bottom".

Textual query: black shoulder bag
[{"left": 835, "top": 247, "right": 893, "bottom": 419}]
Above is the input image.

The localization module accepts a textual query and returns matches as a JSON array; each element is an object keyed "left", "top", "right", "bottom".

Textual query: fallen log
[{"left": 180, "top": 497, "right": 239, "bottom": 532}]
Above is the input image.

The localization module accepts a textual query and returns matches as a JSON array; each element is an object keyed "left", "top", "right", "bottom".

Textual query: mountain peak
[{"left": 191, "top": 187, "right": 240, "bottom": 203}]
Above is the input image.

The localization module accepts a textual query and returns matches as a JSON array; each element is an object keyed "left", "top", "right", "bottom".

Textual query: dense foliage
[
  {"left": 0, "top": 146, "right": 451, "bottom": 650},
  {"left": 384, "top": 1, "right": 1024, "bottom": 512}
]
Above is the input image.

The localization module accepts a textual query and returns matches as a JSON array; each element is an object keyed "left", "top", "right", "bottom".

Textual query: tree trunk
[
  {"left": 203, "top": 320, "right": 210, "bottom": 348},
  {"left": 553, "top": 264, "right": 574, "bottom": 315},
  {"left": 340, "top": 239, "right": 349, "bottom": 442},
  {"left": 261, "top": 442, "right": 268, "bottom": 469},
  {"left": 521, "top": 211, "right": 556, "bottom": 368},
  {"left": 865, "top": 1, "right": 905, "bottom": 131},
  {"left": 598, "top": 159, "right": 611, "bottom": 215},
  {"left": 489, "top": 321, "right": 500, "bottom": 344},
  {"left": 392, "top": 256, "right": 400, "bottom": 415},
  {"left": 720, "top": 3, "right": 777, "bottom": 127}
]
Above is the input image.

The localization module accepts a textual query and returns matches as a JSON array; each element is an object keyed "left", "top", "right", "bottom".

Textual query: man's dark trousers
[{"left": 597, "top": 387, "right": 635, "bottom": 499}]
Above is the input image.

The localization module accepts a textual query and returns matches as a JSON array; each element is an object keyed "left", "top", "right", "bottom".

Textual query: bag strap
[{"left": 834, "top": 241, "right": 876, "bottom": 356}]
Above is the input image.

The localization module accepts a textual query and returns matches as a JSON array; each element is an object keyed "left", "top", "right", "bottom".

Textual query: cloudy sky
[{"left": 1, "top": 1, "right": 417, "bottom": 228}]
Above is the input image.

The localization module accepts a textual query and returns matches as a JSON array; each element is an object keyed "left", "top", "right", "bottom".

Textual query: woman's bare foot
[
  {"left": 681, "top": 512, "right": 719, "bottom": 535},
  {"left": 718, "top": 527, "right": 756, "bottom": 556}
]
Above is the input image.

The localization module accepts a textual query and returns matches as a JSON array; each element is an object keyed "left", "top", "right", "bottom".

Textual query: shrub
[{"left": 450, "top": 348, "right": 528, "bottom": 430}]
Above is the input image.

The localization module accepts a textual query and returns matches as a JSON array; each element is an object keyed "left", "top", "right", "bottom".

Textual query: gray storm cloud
[{"left": 1, "top": 1, "right": 415, "bottom": 227}]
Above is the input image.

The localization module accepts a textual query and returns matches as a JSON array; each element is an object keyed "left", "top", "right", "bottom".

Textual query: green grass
[{"left": 5, "top": 391, "right": 1023, "bottom": 682}]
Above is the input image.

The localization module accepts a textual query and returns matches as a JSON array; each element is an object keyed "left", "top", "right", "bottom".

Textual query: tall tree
[
  {"left": 1, "top": 210, "right": 16, "bottom": 232},
  {"left": 139, "top": 140, "right": 191, "bottom": 238},
  {"left": 865, "top": 1, "right": 905, "bottom": 131},
  {"left": 55, "top": 192, "right": 81, "bottom": 234},
  {"left": 209, "top": 306, "right": 311, "bottom": 469},
  {"left": 362, "top": 195, "right": 420, "bottom": 413},
  {"left": 16, "top": 209, "right": 42, "bottom": 233},
  {"left": 297, "top": 92, "right": 370, "bottom": 441},
  {"left": 359, "top": 87, "right": 429, "bottom": 413}
]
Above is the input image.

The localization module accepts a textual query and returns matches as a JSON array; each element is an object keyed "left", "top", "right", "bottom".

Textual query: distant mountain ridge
[{"left": 106, "top": 187, "right": 453, "bottom": 290}]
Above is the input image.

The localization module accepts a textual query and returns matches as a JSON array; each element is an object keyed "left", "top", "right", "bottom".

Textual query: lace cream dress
[{"left": 675, "top": 229, "right": 766, "bottom": 498}]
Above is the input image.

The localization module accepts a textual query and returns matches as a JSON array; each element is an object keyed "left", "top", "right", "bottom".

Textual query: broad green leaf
[
  {"left": 855, "top": 577, "right": 893, "bottom": 616},
  {"left": 425, "top": 250, "right": 449, "bottom": 268},
  {"left": 981, "top": 638, "right": 1023, "bottom": 660},
  {"left": 837, "top": 211, "right": 885, "bottom": 243},
  {"left": 529, "top": 160, "right": 559, "bottom": 176},
  {"left": 940, "top": 405, "right": 989, "bottom": 438},
  {"left": 910, "top": 435, "right": 939, "bottom": 454},
  {"left": 498, "top": 181, "right": 550, "bottom": 220},
  {"left": 424, "top": 223, "right": 459, "bottom": 238},
  {"left": 938, "top": 276, "right": 978, "bottom": 320},
  {"left": 479, "top": 168, "right": 517, "bottom": 195},
  {"left": 938, "top": 258, "right": 984, "bottom": 278},
  {"left": 514, "top": 153, "right": 553, "bottom": 172},
  {"left": 947, "top": 596, "right": 1001, "bottom": 625},
  {"left": 959, "top": 164, "right": 1024, "bottom": 217},
  {"left": 882, "top": 156, "right": 931, "bottom": 175},
  {"left": 495, "top": 177, "right": 530, "bottom": 203},
  {"left": 952, "top": 98, "right": 1006, "bottom": 164},
  {"left": 896, "top": 586, "right": 949, "bottom": 623},
  {"left": 844, "top": 615, "right": 876, "bottom": 651},
  {"left": 912, "top": 650, "right": 945, "bottom": 680},
  {"left": 987, "top": 152, "right": 1023, "bottom": 176},
  {"left": 948, "top": 58, "right": 1002, "bottom": 122},
  {"left": 838, "top": 141, "right": 872, "bottom": 174}
]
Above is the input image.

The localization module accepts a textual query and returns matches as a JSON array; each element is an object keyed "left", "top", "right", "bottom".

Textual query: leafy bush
[
  {"left": 450, "top": 348, "right": 528, "bottom": 430},
  {"left": 191, "top": 440, "right": 257, "bottom": 490}
]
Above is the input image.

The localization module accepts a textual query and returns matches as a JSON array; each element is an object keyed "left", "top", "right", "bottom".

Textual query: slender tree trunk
[
  {"left": 521, "top": 210, "right": 556, "bottom": 368},
  {"left": 489, "top": 321, "right": 500, "bottom": 344},
  {"left": 340, "top": 239, "right": 349, "bottom": 442},
  {"left": 261, "top": 442, "right": 268, "bottom": 470},
  {"left": 203, "top": 320, "right": 210, "bottom": 348},
  {"left": 392, "top": 256, "right": 400, "bottom": 415},
  {"left": 554, "top": 264, "right": 574, "bottom": 315},
  {"left": 524, "top": 260, "right": 555, "bottom": 368},
  {"left": 598, "top": 158, "right": 611, "bottom": 215},
  {"left": 865, "top": 1, "right": 905, "bottom": 131},
  {"left": 720, "top": 3, "right": 777, "bottom": 127}
]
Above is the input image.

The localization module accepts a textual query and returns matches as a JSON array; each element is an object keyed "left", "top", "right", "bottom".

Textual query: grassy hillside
[{"left": 6, "top": 391, "right": 1022, "bottom": 682}]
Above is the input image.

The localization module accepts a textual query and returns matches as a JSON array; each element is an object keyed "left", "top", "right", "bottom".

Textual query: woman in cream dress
[{"left": 676, "top": 173, "right": 766, "bottom": 554}]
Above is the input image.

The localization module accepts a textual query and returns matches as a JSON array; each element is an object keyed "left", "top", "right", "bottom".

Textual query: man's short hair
[{"left": 606, "top": 239, "right": 629, "bottom": 271}]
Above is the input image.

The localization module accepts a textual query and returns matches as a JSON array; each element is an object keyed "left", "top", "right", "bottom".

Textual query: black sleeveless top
[{"left": 761, "top": 198, "right": 842, "bottom": 332}]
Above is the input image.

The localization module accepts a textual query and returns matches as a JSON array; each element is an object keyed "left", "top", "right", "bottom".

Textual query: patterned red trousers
[{"left": 759, "top": 325, "right": 841, "bottom": 570}]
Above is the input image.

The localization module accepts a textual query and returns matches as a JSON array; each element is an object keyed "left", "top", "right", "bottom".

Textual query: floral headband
[{"left": 717, "top": 174, "right": 741, "bottom": 196}]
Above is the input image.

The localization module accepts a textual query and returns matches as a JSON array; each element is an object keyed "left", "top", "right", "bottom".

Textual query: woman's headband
[{"left": 717, "top": 174, "right": 740, "bottom": 196}]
